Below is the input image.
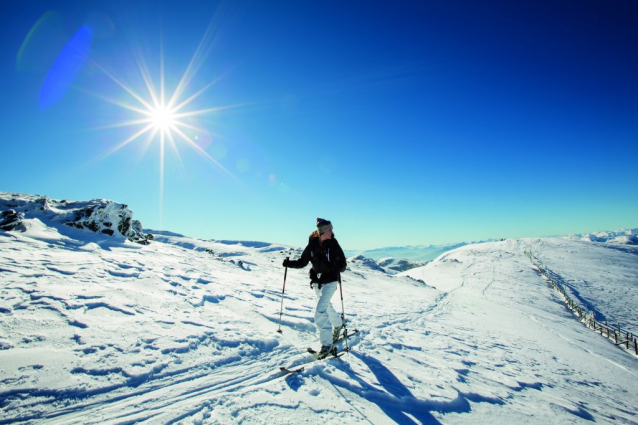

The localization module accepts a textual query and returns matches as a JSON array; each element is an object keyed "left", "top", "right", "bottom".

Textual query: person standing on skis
[{"left": 283, "top": 218, "right": 347, "bottom": 359}]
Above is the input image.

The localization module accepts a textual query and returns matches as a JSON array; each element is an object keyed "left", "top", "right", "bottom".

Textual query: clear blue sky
[{"left": 1, "top": 0, "right": 636, "bottom": 250}]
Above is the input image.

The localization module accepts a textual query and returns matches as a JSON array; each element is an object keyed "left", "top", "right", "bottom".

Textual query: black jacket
[{"left": 287, "top": 237, "right": 347, "bottom": 285}]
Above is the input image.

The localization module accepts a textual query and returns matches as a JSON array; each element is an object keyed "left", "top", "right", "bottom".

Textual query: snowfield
[{"left": 0, "top": 196, "right": 637, "bottom": 424}]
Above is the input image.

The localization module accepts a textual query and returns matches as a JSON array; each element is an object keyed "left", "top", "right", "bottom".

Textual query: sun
[
  {"left": 85, "top": 22, "right": 245, "bottom": 227},
  {"left": 87, "top": 27, "right": 243, "bottom": 182},
  {"left": 148, "top": 104, "right": 177, "bottom": 131}
]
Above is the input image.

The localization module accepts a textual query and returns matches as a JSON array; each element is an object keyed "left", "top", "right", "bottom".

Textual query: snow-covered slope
[{"left": 1, "top": 196, "right": 637, "bottom": 423}]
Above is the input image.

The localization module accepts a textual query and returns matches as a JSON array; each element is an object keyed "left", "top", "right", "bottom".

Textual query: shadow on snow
[{"left": 312, "top": 351, "right": 504, "bottom": 424}]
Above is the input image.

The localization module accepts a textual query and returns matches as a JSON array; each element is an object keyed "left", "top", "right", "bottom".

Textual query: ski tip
[{"left": 280, "top": 366, "right": 304, "bottom": 375}]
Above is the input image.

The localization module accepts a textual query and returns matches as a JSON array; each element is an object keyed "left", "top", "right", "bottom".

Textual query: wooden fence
[{"left": 524, "top": 250, "right": 637, "bottom": 356}]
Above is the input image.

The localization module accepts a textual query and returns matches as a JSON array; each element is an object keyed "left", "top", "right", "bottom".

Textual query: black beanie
[{"left": 316, "top": 217, "right": 333, "bottom": 234}]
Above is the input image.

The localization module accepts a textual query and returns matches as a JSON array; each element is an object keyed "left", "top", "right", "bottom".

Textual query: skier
[{"left": 283, "top": 218, "right": 347, "bottom": 359}]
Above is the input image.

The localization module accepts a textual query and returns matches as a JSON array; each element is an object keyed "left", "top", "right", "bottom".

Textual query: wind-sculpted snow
[{"left": 0, "top": 211, "right": 637, "bottom": 423}]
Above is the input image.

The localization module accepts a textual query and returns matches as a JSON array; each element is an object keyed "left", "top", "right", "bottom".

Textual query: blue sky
[{"left": 1, "top": 0, "right": 636, "bottom": 250}]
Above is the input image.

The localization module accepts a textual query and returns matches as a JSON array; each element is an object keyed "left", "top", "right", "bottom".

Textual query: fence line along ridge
[{"left": 524, "top": 250, "right": 637, "bottom": 357}]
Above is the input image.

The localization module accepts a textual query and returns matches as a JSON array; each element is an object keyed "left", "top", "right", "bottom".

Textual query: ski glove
[{"left": 282, "top": 259, "right": 291, "bottom": 268}]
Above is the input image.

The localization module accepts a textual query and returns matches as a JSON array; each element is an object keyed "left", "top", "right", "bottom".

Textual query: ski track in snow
[{"left": 1, "top": 222, "right": 637, "bottom": 424}]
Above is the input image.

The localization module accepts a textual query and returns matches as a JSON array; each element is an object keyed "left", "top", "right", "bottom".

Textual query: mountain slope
[{"left": 1, "top": 195, "right": 637, "bottom": 423}]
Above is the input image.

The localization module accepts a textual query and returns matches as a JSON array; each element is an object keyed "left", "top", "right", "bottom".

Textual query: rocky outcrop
[
  {"left": 0, "top": 210, "right": 25, "bottom": 231},
  {"left": 0, "top": 193, "right": 153, "bottom": 245},
  {"left": 60, "top": 199, "right": 153, "bottom": 244}
]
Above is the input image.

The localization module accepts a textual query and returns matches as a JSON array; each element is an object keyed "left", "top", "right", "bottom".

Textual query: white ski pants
[{"left": 313, "top": 281, "right": 343, "bottom": 346}]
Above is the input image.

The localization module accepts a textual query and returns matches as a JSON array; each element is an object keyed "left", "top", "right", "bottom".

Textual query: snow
[
  {"left": 377, "top": 257, "right": 429, "bottom": 275},
  {"left": 346, "top": 242, "right": 475, "bottom": 262},
  {"left": 566, "top": 228, "right": 638, "bottom": 245},
  {"left": 1, "top": 194, "right": 637, "bottom": 423}
]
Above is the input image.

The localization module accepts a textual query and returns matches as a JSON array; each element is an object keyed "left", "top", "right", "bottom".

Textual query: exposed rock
[
  {"left": 0, "top": 209, "right": 25, "bottom": 231},
  {"left": 0, "top": 193, "right": 153, "bottom": 245}
]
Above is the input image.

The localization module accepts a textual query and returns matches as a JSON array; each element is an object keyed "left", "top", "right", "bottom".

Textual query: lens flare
[
  {"left": 16, "top": 11, "right": 65, "bottom": 74},
  {"left": 39, "top": 26, "right": 93, "bottom": 110}
]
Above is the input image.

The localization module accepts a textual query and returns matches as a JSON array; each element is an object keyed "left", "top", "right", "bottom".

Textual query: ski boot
[{"left": 317, "top": 345, "right": 337, "bottom": 360}]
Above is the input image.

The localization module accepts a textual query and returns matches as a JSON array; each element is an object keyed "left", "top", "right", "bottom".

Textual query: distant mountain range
[
  {"left": 345, "top": 228, "right": 638, "bottom": 264},
  {"left": 565, "top": 229, "right": 637, "bottom": 245},
  {"left": 344, "top": 241, "right": 495, "bottom": 263}
]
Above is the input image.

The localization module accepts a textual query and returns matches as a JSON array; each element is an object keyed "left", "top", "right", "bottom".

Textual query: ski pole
[
  {"left": 276, "top": 257, "right": 289, "bottom": 334},
  {"left": 338, "top": 275, "right": 350, "bottom": 352}
]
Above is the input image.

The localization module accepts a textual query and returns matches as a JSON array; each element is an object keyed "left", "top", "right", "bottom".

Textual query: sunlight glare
[{"left": 149, "top": 104, "right": 176, "bottom": 130}]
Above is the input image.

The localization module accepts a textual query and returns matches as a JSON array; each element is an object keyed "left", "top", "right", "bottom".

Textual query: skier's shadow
[
  {"left": 336, "top": 352, "right": 502, "bottom": 424},
  {"left": 330, "top": 351, "right": 436, "bottom": 424}
]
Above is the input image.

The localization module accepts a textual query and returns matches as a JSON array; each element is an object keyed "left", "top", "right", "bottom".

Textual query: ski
[
  {"left": 279, "top": 329, "right": 360, "bottom": 377},
  {"left": 307, "top": 328, "right": 359, "bottom": 355},
  {"left": 306, "top": 329, "right": 359, "bottom": 355},
  {"left": 279, "top": 346, "right": 348, "bottom": 377},
  {"left": 279, "top": 365, "right": 304, "bottom": 375},
  {"left": 306, "top": 348, "right": 346, "bottom": 360}
]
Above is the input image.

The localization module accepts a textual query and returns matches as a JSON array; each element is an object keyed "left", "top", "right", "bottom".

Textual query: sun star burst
[
  {"left": 84, "top": 22, "right": 245, "bottom": 228},
  {"left": 149, "top": 104, "right": 177, "bottom": 131}
]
